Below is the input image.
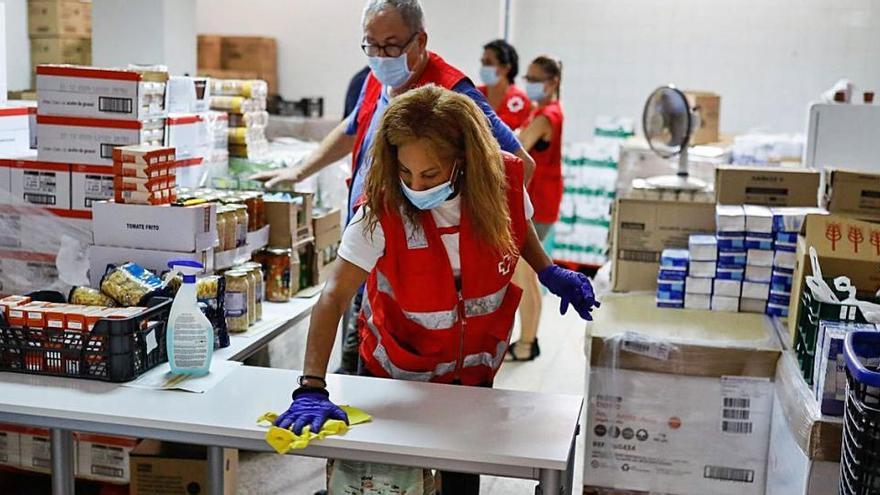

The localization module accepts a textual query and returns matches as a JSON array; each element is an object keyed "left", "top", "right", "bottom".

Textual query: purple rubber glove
[
  {"left": 274, "top": 387, "right": 349, "bottom": 435},
  {"left": 538, "top": 264, "right": 600, "bottom": 321}
]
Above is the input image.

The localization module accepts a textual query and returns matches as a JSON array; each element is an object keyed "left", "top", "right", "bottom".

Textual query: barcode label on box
[
  {"left": 723, "top": 398, "right": 750, "bottom": 409},
  {"left": 98, "top": 97, "right": 133, "bottom": 114},
  {"left": 91, "top": 465, "right": 124, "bottom": 478},
  {"left": 620, "top": 332, "right": 672, "bottom": 360},
  {"left": 722, "top": 408, "right": 751, "bottom": 420},
  {"left": 620, "top": 249, "right": 659, "bottom": 262},
  {"left": 704, "top": 465, "right": 755, "bottom": 483},
  {"left": 23, "top": 193, "right": 56, "bottom": 206},
  {"left": 722, "top": 420, "right": 753, "bottom": 434},
  {"left": 100, "top": 143, "right": 118, "bottom": 159},
  {"left": 720, "top": 376, "right": 771, "bottom": 437}
]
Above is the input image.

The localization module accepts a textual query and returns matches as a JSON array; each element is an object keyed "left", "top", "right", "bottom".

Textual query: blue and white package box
[
  {"left": 742, "top": 281, "right": 770, "bottom": 300},
  {"left": 685, "top": 276, "right": 713, "bottom": 295},
  {"left": 684, "top": 293, "right": 711, "bottom": 310},
  {"left": 745, "top": 264, "right": 772, "bottom": 283},
  {"left": 745, "top": 234, "right": 774, "bottom": 250},
  {"left": 713, "top": 279, "right": 742, "bottom": 298},
  {"left": 766, "top": 303, "right": 788, "bottom": 317},
  {"left": 775, "top": 231, "right": 798, "bottom": 245},
  {"left": 716, "top": 267, "right": 745, "bottom": 281},
  {"left": 657, "top": 279, "right": 685, "bottom": 294},
  {"left": 770, "top": 271, "right": 793, "bottom": 292},
  {"left": 658, "top": 268, "right": 687, "bottom": 281},
  {"left": 773, "top": 249, "right": 797, "bottom": 270},
  {"left": 814, "top": 321, "right": 879, "bottom": 416},
  {"left": 716, "top": 205, "right": 745, "bottom": 233},
  {"left": 717, "top": 233, "right": 746, "bottom": 252},
  {"left": 689, "top": 261, "right": 716, "bottom": 278},
  {"left": 740, "top": 298, "right": 767, "bottom": 314},
  {"left": 768, "top": 290, "right": 791, "bottom": 306},
  {"left": 688, "top": 235, "right": 717, "bottom": 261},
  {"left": 657, "top": 289, "right": 686, "bottom": 302},
  {"left": 771, "top": 207, "right": 827, "bottom": 233},
  {"left": 711, "top": 295, "right": 739, "bottom": 312},
  {"left": 744, "top": 205, "right": 773, "bottom": 233},
  {"left": 660, "top": 248, "right": 689, "bottom": 269},
  {"left": 718, "top": 251, "right": 746, "bottom": 267},
  {"left": 747, "top": 249, "right": 774, "bottom": 267},
  {"left": 656, "top": 297, "right": 684, "bottom": 309},
  {"left": 774, "top": 241, "right": 797, "bottom": 253}
]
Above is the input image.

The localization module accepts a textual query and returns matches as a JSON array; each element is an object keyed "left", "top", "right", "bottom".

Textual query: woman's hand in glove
[
  {"left": 274, "top": 387, "right": 349, "bottom": 435},
  {"left": 537, "top": 264, "right": 600, "bottom": 321}
]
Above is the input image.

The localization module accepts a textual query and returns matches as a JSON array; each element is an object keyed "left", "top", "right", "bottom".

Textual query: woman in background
[
  {"left": 508, "top": 55, "right": 566, "bottom": 361},
  {"left": 477, "top": 39, "right": 531, "bottom": 131}
]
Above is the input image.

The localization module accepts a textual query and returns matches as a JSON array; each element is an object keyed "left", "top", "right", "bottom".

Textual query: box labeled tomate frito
[
  {"left": 92, "top": 201, "right": 218, "bottom": 252},
  {"left": 36, "top": 65, "right": 168, "bottom": 121}
]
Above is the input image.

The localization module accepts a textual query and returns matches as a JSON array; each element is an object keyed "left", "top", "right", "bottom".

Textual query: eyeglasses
[
  {"left": 361, "top": 32, "right": 419, "bottom": 58},
  {"left": 523, "top": 76, "right": 550, "bottom": 84}
]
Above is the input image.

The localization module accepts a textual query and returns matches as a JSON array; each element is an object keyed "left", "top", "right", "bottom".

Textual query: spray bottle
[{"left": 166, "top": 260, "right": 214, "bottom": 376}]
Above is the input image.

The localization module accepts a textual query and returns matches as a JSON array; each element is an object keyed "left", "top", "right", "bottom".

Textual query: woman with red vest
[
  {"left": 507, "top": 55, "right": 566, "bottom": 362},
  {"left": 477, "top": 39, "right": 532, "bottom": 131},
  {"left": 273, "top": 85, "right": 597, "bottom": 494}
]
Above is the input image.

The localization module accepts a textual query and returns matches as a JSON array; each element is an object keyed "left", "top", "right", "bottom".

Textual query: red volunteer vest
[
  {"left": 351, "top": 52, "right": 468, "bottom": 178},
  {"left": 477, "top": 84, "right": 531, "bottom": 131},
  {"left": 358, "top": 153, "right": 528, "bottom": 386},
  {"left": 526, "top": 100, "right": 564, "bottom": 223}
]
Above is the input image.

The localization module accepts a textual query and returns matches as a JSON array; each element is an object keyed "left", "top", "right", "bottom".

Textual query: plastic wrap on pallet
[
  {"left": 586, "top": 329, "right": 776, "bottom": 495},
  {"left": 0, "top": 189, "right": 91, "bottom": 296},
  {"left": 773, "top": 350, "right": 843, "bottom": 462}
]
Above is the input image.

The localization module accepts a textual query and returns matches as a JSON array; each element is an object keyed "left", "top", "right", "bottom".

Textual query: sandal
[{"left": 505, "top": 339, "right": 541, "bottom": 362}]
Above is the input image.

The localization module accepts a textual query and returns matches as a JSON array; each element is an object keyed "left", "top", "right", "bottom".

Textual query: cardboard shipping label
[{"left": 585, "top": 369, "right": 772, "bottom": 495}]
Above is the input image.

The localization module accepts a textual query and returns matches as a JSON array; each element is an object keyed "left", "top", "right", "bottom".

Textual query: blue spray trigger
[{"left": 168, "top": 259, "right": 204, "bottom": 270}]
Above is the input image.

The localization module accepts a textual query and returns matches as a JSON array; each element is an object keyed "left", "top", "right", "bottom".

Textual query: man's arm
[{"left": 250, "top": 120, "right": 356, "bottom": 188}]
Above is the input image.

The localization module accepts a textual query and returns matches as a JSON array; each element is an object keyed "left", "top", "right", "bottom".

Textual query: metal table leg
[
  {"left": 536, "top": 468, "right": 563, "bottom": 495},
  {"left": 207, "top": 445, "right": 225, "bottom": 495},
  {"left": 50, "top": 428, "right": 75, "bottom": 495}
]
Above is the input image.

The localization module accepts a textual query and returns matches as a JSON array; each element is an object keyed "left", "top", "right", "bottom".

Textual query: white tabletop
[
  {"left": 0, "top": 366, "right": 583, "bottom": 477},
  {"left": 213, "top": 295, "right": 318, "bottom": 362}
]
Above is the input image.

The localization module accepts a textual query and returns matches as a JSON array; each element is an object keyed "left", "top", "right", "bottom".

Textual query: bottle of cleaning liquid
[{"left": 166, "top": 259, "right": 214, "bottom": 376}]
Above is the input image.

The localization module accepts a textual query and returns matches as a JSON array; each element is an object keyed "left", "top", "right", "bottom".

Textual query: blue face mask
[
  {"left": 367, "top": 52, "right": 412, "bottom": 88},
  {"left": 479, "top": 65, "right": 500, "bottom": 87},
  {"left": 525, "top": 81, "right": 547, "bottom": 102},
  {"left": 400, "top": 163, "right": 460, "bottom": 210}
]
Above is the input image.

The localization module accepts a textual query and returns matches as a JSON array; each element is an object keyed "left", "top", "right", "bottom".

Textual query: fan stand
[{"left": 645, "top": 147, "right": 707, "bottom": 191}]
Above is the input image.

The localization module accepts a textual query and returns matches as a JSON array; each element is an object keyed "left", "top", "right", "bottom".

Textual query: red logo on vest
[{"left": 498, "top": 254, "right": 513, "bottom": 275}]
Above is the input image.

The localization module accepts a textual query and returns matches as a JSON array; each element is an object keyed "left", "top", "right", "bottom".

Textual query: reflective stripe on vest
[
  {"left": 464, "top": 285, "right": 508, "bottom": 317},
  {"left": 462, "top": 339, "right": 510, "bottom": 370},
  {"left": 362, "top": 295, "right": 457, "bottom": 381}
]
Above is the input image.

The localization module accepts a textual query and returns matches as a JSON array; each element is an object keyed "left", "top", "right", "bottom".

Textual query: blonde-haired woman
[{"left": 274, "top": 85, "right": 596, "bottom": 494}]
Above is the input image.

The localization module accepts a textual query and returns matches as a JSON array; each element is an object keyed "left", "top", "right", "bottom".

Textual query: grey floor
[{"left": 238, "top": 292, "right": 587, "bottom": 494}]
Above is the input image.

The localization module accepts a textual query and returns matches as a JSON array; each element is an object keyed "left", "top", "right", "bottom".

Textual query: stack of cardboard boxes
[
  {"left": 198, "top": 35, "right": 278, "bottom": 98},
  {"left": 27, "top": 0, "right": 92, "bottom": 88}
]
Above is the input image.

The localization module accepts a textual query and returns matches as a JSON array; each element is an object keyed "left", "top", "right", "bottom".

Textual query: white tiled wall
[{"left": 511, "top": 0, "right": 880, "bottom": 141}]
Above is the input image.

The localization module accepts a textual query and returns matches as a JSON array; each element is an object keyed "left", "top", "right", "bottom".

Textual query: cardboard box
[
  {"left": 765, "top": 351, "right": 842, "bottom": 495},
  {"left": 89, "top": 244, "right": 213, "bottom": 287},
  {"left": 166, "top": 76, "right": 211, "bottom": 114},
  {"left": 611, "top": 198, "right": 716, "bottom": 292},
  {"left": 684, "top": 90, "right": 720, "bottom": 145},
  {"left": 824, "top": 168, "right": 880, "bottom": 220},
  {"left": 0, "top": 424, "right": 21, "bottom": 467},
  {"left": 787, "top": 213, "right": 880, "bottom": 343},
  {"left": 70, "top": 164, "right": 113, "bottom": 212},
  {"left": 715, "top": 165, "right": 821, "bottom": 207},
  {"left": 75, "top": 433, "right": 137, "bottom": 484},
  {"left": 8, "top": 158, "right": 71, "bottom": 209},
  {"left": 166, "top": 114, "right": 209, "bottom": 161},
  {"left": 221, "top": 36, "right": 277, "bottom": 74},
  {"left": 37, "top": 115, "right": 165, "bottom": 165},
  {"left": 30, "top": 37, "right": 91, "bottom": 69},
  {"left": 92, "top": 201, "right": 218, "bottom": 252},
  {"left": 0, "top": 107, "right": 32, "bottom": 157},
  {"left": 586, "top": 294, "right": 780, "bottom": 495},
  {"left": 36, "top": 65, "right": 168, "bottom": 121},
  {"left": 266, "top": 194, "right": 314, "bottom": 249},
  {"left": 18, "top": 427, "right": 51, "bottom": 473},
  {"left": 129, "top": 440, "right": 237, "bottom": 495},
  {"left": 197, "top": 35, "right": 223, "bottom": 70},
  {"left": 28, "top": 0, "right": 91, "bottom": 37},
  {"left": 312, "top": 208, "right": 341, "bottom": 250}
]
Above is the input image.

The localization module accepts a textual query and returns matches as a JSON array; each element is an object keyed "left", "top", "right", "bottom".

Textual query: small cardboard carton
[
  {"left": 824, "top": 168, "right": 880, "bottom": 221},
  {"left": 715, "top": 165, "right": 821, "bottom": 207},
  {"left": 129, "top": 440, "right": 237, "bottom": 495},
  {"left": 684, "top": 90, "right": 720, "bottom": 145}
]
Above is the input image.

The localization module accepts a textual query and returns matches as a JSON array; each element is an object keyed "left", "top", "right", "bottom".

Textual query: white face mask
[
  {"left": 479, "top": 65, "right": 501, "bottom": 86},
  {"left": 399, "top": 162, "right": 461, "bottom": 210},
  {"left": 367, "top": 52, "right": 413, "bottom": 88},
  {"left": 525, "top": 81, "right": 547, "bottom": 102}
]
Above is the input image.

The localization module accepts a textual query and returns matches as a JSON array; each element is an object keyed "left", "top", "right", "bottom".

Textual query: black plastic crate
[
  {"left": 795, "top": 288, "right": 870, "bottom": 386},
  {"left": 0, "top": 295, "right": 171, "bottom": 383},
  {"left": 840, "top": 331, "right": 880, "bottom": 494}
]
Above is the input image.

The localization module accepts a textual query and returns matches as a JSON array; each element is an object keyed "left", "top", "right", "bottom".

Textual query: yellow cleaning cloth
[{"left": 257, "top": 406, "right": 372, "bottom": 454}]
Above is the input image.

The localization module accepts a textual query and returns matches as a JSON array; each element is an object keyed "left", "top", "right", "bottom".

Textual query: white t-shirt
[{"left": 339, "top": 193, "right": 534, "bottom": 277}]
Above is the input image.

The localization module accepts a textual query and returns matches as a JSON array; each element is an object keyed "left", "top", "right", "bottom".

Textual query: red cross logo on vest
[
  {"left": 497, "top": 254, "right": 513, "bottom": 275},
  {"left": 507, "top": 96, "right": 525, "bottom": 113}
]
